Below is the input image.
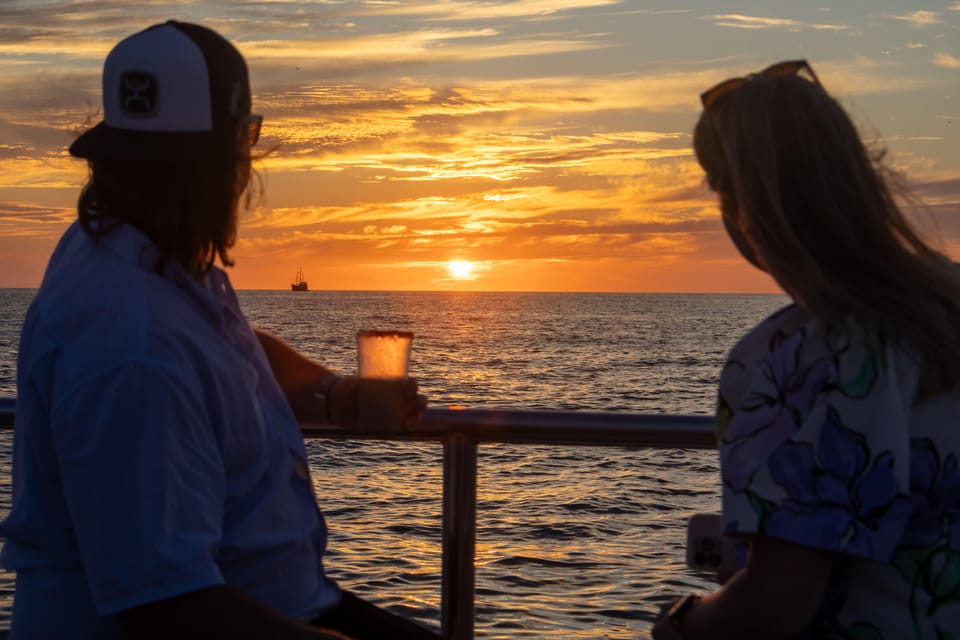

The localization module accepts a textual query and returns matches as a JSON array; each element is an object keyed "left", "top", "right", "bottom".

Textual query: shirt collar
[{"left": 90, "top": 220, "right": 241, "bottom": 325}]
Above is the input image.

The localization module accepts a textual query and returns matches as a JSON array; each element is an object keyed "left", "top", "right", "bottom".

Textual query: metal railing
[{"left": 0, "top": 397, "right": 716, "bottom": 639}]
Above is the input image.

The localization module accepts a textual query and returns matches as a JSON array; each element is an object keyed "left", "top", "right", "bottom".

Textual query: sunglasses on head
[{"left": 700, "top": 60, "right": 821, "bottom": 109}]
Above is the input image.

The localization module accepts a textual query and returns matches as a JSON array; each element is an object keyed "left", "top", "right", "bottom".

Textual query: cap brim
[{"left": 69, "top": 122, "right": 227, "bottom": 164}]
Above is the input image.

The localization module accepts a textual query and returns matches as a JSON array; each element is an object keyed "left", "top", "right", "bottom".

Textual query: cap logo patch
[{"left": 119, "top": 71, "right": 157, "bottom": 117}]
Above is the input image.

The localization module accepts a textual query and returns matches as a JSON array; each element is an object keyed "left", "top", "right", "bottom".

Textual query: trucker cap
[{"left": 69, "top": 20, "right": 252, "bottom": 163}]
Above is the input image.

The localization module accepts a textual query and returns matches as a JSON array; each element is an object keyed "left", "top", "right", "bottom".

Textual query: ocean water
[{"left": 0, "top": 288, "right": 789, "bottom": 638}]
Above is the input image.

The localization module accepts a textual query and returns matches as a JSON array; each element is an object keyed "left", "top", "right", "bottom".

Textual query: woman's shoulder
[
  {"left": 723, "top": 303, "right": 925, "bottom": 405},
  {"left": 727, "top": 303, "right": 811, "bottom": 360}
]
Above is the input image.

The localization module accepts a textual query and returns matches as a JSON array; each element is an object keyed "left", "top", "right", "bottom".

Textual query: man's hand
[{"left": 327, "top": 375, "right": 428, "bottom": 431}]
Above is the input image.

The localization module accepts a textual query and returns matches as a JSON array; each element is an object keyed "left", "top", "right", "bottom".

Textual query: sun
[{"left": 448, "top": 260, "right": 474, "bottom": 278}]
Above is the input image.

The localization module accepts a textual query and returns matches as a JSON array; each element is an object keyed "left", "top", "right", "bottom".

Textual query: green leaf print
[
  {"left": 929, "top": 550, "right": 960, "bottom": 616},
  {"left": 747, "top": 490, "right": 775, "bottom": 528},
  {"left": 839, "top": 350, "right": 877, "bottom": 399},
  {"left": 894, "top": 548, "right": 930, "bottom": 584},
  {"left": 715, "top": 401, "right": 733, "bottom": 440},
  {"left": 843, "top": 622, "right": 884, "bottom": 640}
]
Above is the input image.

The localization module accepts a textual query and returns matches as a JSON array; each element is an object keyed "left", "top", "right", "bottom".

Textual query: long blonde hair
[{"left": 694, "top": 72, "right": 960, "bottom": 394}]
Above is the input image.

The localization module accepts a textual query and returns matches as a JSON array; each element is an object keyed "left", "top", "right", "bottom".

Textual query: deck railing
[{"left": 0, "top": 397, "right": 716, "bottom": 639}]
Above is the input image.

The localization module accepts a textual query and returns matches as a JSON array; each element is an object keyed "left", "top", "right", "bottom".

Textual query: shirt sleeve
[
  {"left": 50, "top": 359, "right": 226, "bottom": 615},
  {"left": 717, "top": 319, "right": 915, "bottom": 561}
]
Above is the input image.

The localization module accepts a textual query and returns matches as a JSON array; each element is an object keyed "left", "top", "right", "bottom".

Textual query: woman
[{"left": 653, "top": 61, "right": 960, "bottom": 639}]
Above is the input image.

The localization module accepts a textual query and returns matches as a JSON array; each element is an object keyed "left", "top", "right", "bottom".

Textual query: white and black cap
[{"left": 70, "top": 20, "right": 251, "bottom": 163}]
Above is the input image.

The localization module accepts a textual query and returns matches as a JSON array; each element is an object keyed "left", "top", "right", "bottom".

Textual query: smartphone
[{"left": 685, "top": 513, "right": 743, "bottom": 575}]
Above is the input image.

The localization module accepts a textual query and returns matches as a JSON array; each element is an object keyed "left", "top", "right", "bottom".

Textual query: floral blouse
[{"left": 717, "top": 304, "right": 960, "bottom": 639}]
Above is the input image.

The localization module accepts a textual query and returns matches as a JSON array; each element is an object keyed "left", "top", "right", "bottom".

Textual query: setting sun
[{"left": 448, "top": 261, "right": 474, "bottom": 278}]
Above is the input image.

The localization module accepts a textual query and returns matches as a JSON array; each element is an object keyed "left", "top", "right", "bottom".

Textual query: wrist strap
[
  {"left": 312, "top": 374, "right": 340, "bottom": 424},
  {"left": 666, "top": 594, "right": 700, "bottom": 639}
]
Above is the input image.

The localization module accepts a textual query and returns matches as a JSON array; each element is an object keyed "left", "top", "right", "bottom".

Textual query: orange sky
[{"left": 1, "top": 1, "right": 958, "bottom": 292}]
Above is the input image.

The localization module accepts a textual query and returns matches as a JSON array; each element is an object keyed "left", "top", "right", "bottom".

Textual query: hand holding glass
[{"left": 356, "top": 330, "right": 414, "bottom": 433}]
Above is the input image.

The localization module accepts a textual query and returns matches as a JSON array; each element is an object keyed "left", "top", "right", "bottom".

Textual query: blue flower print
[
  {"left": 764, "top": 406, "right": 911, "bottom": 559},
  {"left": 903, "top": 438, "right": 960, "bottom": 549},
  {"left": 721, "top": 328, "right": 838, "bottom": 492},
  {"left": 718, "top": 307, "right": 960, "bottom": 636}
]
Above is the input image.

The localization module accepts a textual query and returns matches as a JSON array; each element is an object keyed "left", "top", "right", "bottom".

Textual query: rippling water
[{"left": 0, "top": 288, "right": 788, "bottom": 638}]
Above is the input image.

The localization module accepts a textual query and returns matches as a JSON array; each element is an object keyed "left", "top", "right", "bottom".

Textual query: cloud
[
  {"left": 933, "top": 53, "right": 960, "bottom": 69},
  {"left": 703, "top": 13, "right": 849, "bottom": 32},
  {"left": 351, "top": 0, "right": 622, "bottom": 21},
  {"left": 807, "top": 58, "right": 934, "bottom": 95},
  {"left": 0, "top": 38, "right": 112, "bottom": 59},
  {"left": 889, "top": 11, "right": 942, "bottom": 28},
  {"left": 245, "top": 152, "right": 713, "bottom": 256},
  {"left": 910, "top": 176, "right": 960, "bottom": 207},
  {"left": 236, "top": 208, "right": 723, "bottom": 266},
  {"left": 239, "top": 29, "right": 614, "bottom": 80},
  {"left": 0, "top": 153, "right": 85, "bottom": 190},
  {"left": 0, "top": 2, "right": 204, "bottom": 50},
  {"left": 0, "top": 201, "right": 75, "bottom": 238},
  {"left": 237, "top": 72, "right": 708, "bottom": 213}
]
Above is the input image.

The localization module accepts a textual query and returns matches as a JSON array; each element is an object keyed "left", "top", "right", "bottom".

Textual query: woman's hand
[
  {"left": 651, "top": 596, "right": 688, "bottom": 639},
  {"left": 649, "top": 536, "right": 833, "bottom": 639}
]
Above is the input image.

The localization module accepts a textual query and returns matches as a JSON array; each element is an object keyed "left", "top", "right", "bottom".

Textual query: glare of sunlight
[{"left": 448, "top": 261, "right": 474, "bottom": 278}]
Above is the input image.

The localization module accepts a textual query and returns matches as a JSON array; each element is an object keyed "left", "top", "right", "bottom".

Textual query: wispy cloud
[
  {"left": 933, "top": 52, "right": 960, "bottom": 69},
  {"left": 0, "top": 153, "right": 84, "bottom": 190},
  {"left": 911, "top": 177, "right": 960, "bottom": 207},
  {"left": 353, "top": 0, "right": 622, "bottom": 21},
  {"left": 704, "top": 13, "right": 849, "bottom": 32},
  {"left": 236, "top": 178, "right": 720, "bottom": 269},
  {"left": 242, "top": 29, "right": 611, "bottom": 71},
  {"left": 889, "top": 10, "right": 942, "bottom": 28},
  {"left": 0, "top": 201, "right": 75, "bottom": 237}
]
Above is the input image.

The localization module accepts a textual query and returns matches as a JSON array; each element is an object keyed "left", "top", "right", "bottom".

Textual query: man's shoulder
[{"left": 27, "top": 257, "right": 212, "bottom": 376}]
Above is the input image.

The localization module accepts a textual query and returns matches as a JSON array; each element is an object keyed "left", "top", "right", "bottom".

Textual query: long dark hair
[
  {"left": 77, "top": 135, "right": 253, "bottom": 280},
  {"left": 694, "top": 72, "right": 960, "bottom": 394}
]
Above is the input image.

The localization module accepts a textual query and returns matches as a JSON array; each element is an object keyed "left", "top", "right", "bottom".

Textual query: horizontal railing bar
[
  {"left": 305, "top": 408, "right": 716, "bottom": 448},
  {"left": 1, "top": 398, "right": 716, "bottom": 448}
]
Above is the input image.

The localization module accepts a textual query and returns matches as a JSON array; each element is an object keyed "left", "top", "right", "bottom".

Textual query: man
[{"left": 0, "top": 20, "right": 435, "bottom": 640}]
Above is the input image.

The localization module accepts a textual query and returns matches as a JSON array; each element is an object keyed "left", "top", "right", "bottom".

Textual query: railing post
[{"left": 441, "top": 433, "right": 477, "bottom": 640}]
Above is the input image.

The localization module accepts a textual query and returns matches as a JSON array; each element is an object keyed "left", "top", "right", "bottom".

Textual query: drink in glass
[{"left": 356, "top": 330, "right": 414, "bottom": 434}]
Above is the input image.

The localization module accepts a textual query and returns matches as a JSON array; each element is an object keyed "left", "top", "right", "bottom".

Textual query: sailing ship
[{"left": 291, "top": 267, "right": 308, "bottom": 291}]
